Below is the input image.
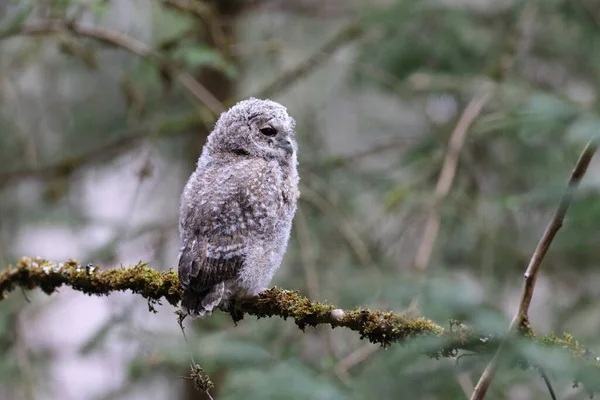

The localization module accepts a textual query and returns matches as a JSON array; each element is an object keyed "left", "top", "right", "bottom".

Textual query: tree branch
[
  {"left": 0, "top": 19, "right": 225, "bottom": 115},
  {"left": 1, "top": 256, "right": 600, "bottom": 394},
  {"left": 254, "top": 20, "right": 363, "bottom": 99},
  {"left": 471, "top": 139, "right": 599, "bottom": 400},
  {"left": 414, "top": 89, "right": 493, "bottom": 272},
  {"left": 0, "top": 122, "right": 188, "bottom": 187},
  {"left": 0, "top": 18, "right": 365, "bottom": 188}
]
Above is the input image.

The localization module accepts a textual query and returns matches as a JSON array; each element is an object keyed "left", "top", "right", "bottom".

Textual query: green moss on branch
[
  {"left": 1, "top": 257, "right": 599, "bottom": 393},
  {"left": 0, "top": 257, "right": 182, "bottom": 306}
]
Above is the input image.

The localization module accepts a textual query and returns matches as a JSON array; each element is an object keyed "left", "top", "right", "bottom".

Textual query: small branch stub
[{"left": 331, "top": 308, "right": 345, "bottom": 322}]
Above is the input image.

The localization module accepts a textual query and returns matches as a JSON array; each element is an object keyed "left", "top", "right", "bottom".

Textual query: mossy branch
[{"left": 1, "top": 256, "right": 600, "bottom": 393}]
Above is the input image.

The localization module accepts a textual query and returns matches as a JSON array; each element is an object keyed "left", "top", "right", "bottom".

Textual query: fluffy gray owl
[{"left": 178, "top": 97, "right": 299, "bottom": 317}]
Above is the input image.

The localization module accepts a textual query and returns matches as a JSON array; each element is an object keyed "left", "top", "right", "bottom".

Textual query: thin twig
[
  {"left": 254, "top": 20, "right": 363, "bottom": 99},
  {"left": 300, "top": 185, "right": 375, "bottom": 268},
  {"left": 0, "top": 127, "right": 152, "bottom": 187},
  {"left": 160, "top": 0, "right": 227, "bottom": 51},
  {"left": 456, "top": 372, "right": 474, "bottom": 399},
  {"left": 470, "top": 139, "right": 598, "bottom": 400},
  {"left": 177, "top": 312, "right": 215, "bottom": 398},
  {"left": 540, "top": 367, "right": 558, "bottom": 400},
  {"left": 414, "top": 90, "right": 493, "bottom": 271},
  {"left": 334, "top": 343, "right": 379, "bottom": 384},
  {"left": 0, "top": 20, "right": 224, "bottom": 115},
  {"left": 0, "top": 117, "right": 196, "bottom": 187},
  {"left": 0, "top": 132, "right": 140, "bottom": 186},
  {"left": 326, "top": 136, "right": 416, "bottom": 167}
]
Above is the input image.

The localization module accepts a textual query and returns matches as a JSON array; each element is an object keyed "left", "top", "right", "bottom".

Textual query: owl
[{"left": 178, "top": 97, "right": 300, "bottom": 317}]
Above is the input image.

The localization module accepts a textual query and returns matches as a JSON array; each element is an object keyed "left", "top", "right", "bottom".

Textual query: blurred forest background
[{"left": 1, "top": 0, "right": 600, "bottom": 399}]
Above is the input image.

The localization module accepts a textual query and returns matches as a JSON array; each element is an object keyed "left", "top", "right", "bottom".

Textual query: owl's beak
[{"left": 278, "top": 137, "right": 294, "bottom": 156}]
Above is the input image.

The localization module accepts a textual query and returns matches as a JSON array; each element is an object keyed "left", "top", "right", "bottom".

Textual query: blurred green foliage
[{"left": 1, "top": 0, "right": 600, "bottom": 399}]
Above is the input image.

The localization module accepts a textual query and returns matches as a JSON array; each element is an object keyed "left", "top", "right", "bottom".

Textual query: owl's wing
[
  {"left": 178, "top": 234, "right": 245, "bottom": 293},
  {"left": 178, "top": 159, "right": 272, "bottom": 293}
]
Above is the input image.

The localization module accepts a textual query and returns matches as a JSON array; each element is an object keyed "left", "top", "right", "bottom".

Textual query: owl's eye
[{"left": 260, "top": 127, "right": 277, "bottom": 137}]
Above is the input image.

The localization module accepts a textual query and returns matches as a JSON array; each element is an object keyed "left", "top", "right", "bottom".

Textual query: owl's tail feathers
[{"left": 181, "top": 282, "right": 225, "bottom": 318}]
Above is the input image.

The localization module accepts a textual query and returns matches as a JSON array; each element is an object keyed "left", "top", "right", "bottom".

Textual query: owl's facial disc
[{"left": 257, "top": 121, "right": 295, "bottom": 158}]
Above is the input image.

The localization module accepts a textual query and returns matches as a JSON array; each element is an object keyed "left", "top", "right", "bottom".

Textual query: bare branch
[
  {"left": 0, "top": 20, "right": 225, "bottom": 115},
  {"left": 254, "top": 20, "right": 363, "bottom": 99},
  {"left": 470, "top": 139, "right": 599, "bottom": 400},
  {"left": 540, "top": 367, "right": 558, "bottom": 400},
  {"left": 414, "top": 89, "right": 493, "bottom": 272},
  {"left": 326, "top": 136, "right": 415, "bottom": 167},
  {"left": 0, "top": 123, "right": 186, "bottom": 187},
  {"left": 0, "top": 18, "right": 367, "bottom": 188},
  {"left": 0, "top": 131, "right": 140, "bottom": 186},
  {"left": 334, "top": 343, "right": 380, "bottom": 384}
]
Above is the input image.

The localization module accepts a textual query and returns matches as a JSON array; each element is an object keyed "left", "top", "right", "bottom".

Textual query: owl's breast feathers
[
  {"left": 281, "top": 175, "right": 300, "bottom": 205},
  {"left": 178, "top": 158, "right": 297, "bottom": 294}
]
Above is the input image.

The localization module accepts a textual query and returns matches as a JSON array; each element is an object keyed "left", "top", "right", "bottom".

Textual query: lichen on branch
[{"left": 1, "top": 256, "right": 599, "bottom": 393}]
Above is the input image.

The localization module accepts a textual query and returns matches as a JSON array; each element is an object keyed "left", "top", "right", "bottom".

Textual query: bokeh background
[{"left": 1, "top": 0, "right": 600, "bottom": 399}]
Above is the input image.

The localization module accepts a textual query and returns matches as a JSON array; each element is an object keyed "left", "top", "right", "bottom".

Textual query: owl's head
[{"left": 206, "top": 97, "right": 297, "bottom": 163}]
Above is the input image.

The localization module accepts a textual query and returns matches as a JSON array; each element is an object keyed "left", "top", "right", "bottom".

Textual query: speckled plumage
[{"left": 178, "top": 98, "right": 299, "bottom": 317}]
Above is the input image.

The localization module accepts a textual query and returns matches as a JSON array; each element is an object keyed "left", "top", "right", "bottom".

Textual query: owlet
[{"left": 178, "top": 97, "right": 300, "bottom": 317}]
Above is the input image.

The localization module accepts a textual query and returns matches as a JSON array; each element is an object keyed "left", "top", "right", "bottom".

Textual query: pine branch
[{"left": 1, "top": 256, "right": 599, "bottom": 394}]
